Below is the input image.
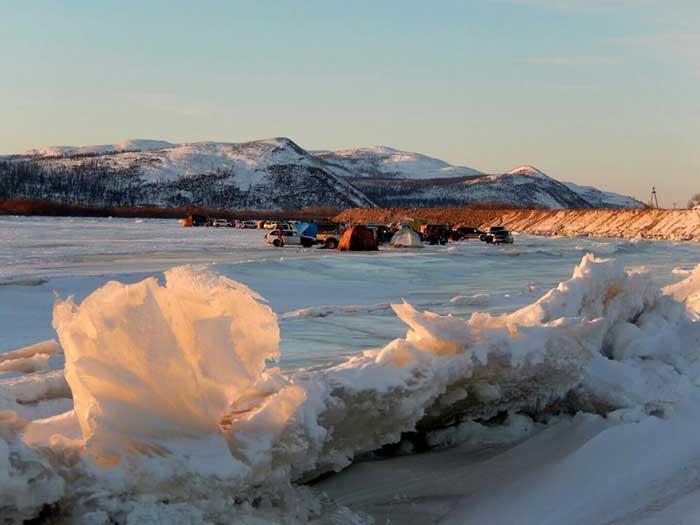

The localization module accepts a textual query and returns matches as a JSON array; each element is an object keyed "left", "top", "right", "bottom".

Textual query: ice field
[
  {"left": 3, "top": 216, "right": 700, "bottom": 368},
  {"left": 3, "top": 216, "right": 700, "bottom": 523}
]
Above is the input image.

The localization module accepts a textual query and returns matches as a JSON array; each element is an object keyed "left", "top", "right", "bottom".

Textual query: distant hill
[
  {"left": 0, "top": 138, "right": 376, "bottom": 211},
  {"left": 0, "top": 138, "right": 644, "bottom": 210},
  {"left": 332, "top": 160, "right": 644, "bottom": 210},
  {"left": 314, "top": 146, "right": 483, "bottom": 179}
]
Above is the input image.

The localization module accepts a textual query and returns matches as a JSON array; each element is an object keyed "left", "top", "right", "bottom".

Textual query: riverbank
[
  {"left": 335, "top": 208, "right": 700, "bottom": 241},
  {"left": 0, "top": 199, "right": 339, "bottom": 221}
]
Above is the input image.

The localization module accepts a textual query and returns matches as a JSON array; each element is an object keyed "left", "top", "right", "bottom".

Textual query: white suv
[{"left": 264, "top": 229, "right": 315, "bottom": 247}]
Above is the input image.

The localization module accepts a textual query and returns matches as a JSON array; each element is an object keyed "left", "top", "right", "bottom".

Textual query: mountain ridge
[{"left": 0, "top": 137, "right": 645, "bottom": 210}]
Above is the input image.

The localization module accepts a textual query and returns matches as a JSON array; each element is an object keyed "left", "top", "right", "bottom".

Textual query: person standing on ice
[{"left": 278, "top": 227, "right": 284, "bottom": 247}]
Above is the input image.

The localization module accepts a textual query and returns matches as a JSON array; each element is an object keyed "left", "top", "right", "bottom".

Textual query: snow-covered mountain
[
  {"left": 0, "top": 138, "right": 376, "bottom": 210},
  {"left": 343, "top": 163, "right": 644, "bottom": 210},
  {"left": 24, "top": 139, "right": 177, "bottom": 158},
  {"left": 504, "top": 166, "right": 644, "bottom": 209},
  {"left": 316, "top": 150, "right": 643, "bottom": 209},
  {"left": 0, "top": 138, "right": 644, "bottom": 210},
  {"left": 563, "top": 180, "right": 645, "bottom": 209},
  {"left": 349, "top": 164, "right": 591, "bottom": 209},
  {"left": 314, "top": 146, "right": 483, "bottom": 179}
]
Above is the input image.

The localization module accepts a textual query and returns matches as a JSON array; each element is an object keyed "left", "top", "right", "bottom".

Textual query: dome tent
[
  {"left": 390, "top": 226, "right": 423, "bottom": 248},
  {"left": 338, "top": 225, "right": 378, "bottom": 251}
]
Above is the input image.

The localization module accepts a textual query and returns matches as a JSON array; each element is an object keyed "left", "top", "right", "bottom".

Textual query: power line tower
[{"left": 648, "top": 186, "right": 659, "bottom": 209}]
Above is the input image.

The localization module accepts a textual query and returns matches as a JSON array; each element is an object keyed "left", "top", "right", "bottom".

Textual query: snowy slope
[
  {"left": 352, "top": 164, "right": 592, "bottom": 209},
  {"left": 564, "top": 180, "right": 645, "bottom": 209},
  {"left": 80, "top": 138, "right": 336, "bottom": 190},
  {"left": 1, "top": 138, "right": 376, "bottom": 210},
  {"left": 501, "top": 167, "right": 644, "bottom": 209},
  {"left": 505, "top": 165, "right": 552, "bottom": 180},
  {"left": 315, "top": 146, "right": 483, "bottom": 179},
  {"left": 506, "top": 166, "right": 644, "bottom": 209},
  {"left": 25, "top": 139, "right": 177, "bottom": 157},
  {"left": 349, "top": 164, "right": 644, "bottom": 209}
]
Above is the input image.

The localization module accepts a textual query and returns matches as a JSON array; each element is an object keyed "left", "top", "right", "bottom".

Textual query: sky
[{"left": 1, "top": 0, "right": 698, "bottom": 206}]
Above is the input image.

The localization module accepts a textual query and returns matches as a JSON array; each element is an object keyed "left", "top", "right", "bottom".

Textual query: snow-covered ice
[{"left": 3, "top": 216, "right": 700, "bottom": 523}]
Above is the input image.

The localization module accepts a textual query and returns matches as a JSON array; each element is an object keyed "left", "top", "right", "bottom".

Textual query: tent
[
  {"left": 295, "top": 222, "right": 318, "bottom": 239},
  {"left": 390, "top": 227, "right": 423, "bottom": 248},
  {"left": 338, "top": 225, "right": 378, "bottom": 251}
]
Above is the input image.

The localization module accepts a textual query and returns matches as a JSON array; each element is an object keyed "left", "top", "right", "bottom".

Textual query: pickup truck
[{"left": 315, "top": 222, "right": 344, "bottom": 249}]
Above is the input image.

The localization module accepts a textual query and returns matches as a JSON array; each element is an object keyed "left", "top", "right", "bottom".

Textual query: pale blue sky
[{"left": 1, "top": 0, "right": 698, "bottom": 205}]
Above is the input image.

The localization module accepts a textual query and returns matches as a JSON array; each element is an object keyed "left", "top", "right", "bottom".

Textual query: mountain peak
[
  {"left": 252, "top": 136, "right": 297, "bottom": 147},
  {"left": 507, "top": 165, "right": 550, "bottom": 179},
  {"left": 236, "top": 137, "right": 307, "bottom": 156}
]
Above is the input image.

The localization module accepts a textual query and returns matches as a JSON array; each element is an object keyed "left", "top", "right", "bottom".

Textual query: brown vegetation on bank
[{"left": 0, "top": 199, "right": 340, "bottom": 221}]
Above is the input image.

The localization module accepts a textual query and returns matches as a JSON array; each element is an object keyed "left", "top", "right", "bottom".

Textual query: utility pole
[{"left": 649, "top": 187, "right": 659, "bottom": 209}]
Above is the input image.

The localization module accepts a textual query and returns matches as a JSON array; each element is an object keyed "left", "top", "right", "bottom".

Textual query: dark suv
[
  {"left": 451, "top": 226, "right": 485, "bottom": 241},
  {"left": 481, "top": 226, "right": 514, "bottom": 244},
  {"left": 424, "top": 224, "right": 450, "bottom": 245}
]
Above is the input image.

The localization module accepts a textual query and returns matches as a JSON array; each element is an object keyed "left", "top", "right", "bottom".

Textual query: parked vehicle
[
  {"left": 481, "top": 226, "right": 514, "bottom": 244},
  {"left": 264, "top": 221, "right": 289, "bottom": 230},
  {"left": 316, "top": 222, "right": 343, "bottom": 249},
  {"left": 184, "top": 214, "right": 207, "bottom": 227},
  {"left": 365, "top": 224, "right": 394, "bottom": 244},
  {"left": 423, "top": 224, "right": 450, "bottom": 245},
  {"left": 240, "top": 220, "right": 257, "bottom": 229},
  {"left": 451, "top": 226, "right": 485, "bottom": 241},
  {"left": 211, "top": 218, "right": 230, "bottom": 227},
  {"left": 264, "top": 229, "right": 315, "bottom": 248}
]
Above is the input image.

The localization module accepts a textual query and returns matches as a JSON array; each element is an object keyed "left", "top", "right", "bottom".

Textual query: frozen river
[
  {"left": 3, "top": 215, "right": 700, "bottom": 369},
  {"left": 4, "top": 215, "right": 700, "bottom": 524}
]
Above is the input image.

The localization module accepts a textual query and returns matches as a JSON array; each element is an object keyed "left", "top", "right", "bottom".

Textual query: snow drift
[
  {"left": 664, "top": 263, "right": 700, "bottom": 317},
  {"left": 3, "top": 255, "right": 700, "bottom": 521}
]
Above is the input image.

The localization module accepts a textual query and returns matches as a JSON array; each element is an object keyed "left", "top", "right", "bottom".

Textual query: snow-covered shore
[
  {"left": 3, "top": 253, "right": 700, "bottom": 523},
  {"left": 337, "top": 208, "right": 700, "bottom": 242},
  {"left": 503, "top": 209, "right": 700, "bottom": 241}
]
